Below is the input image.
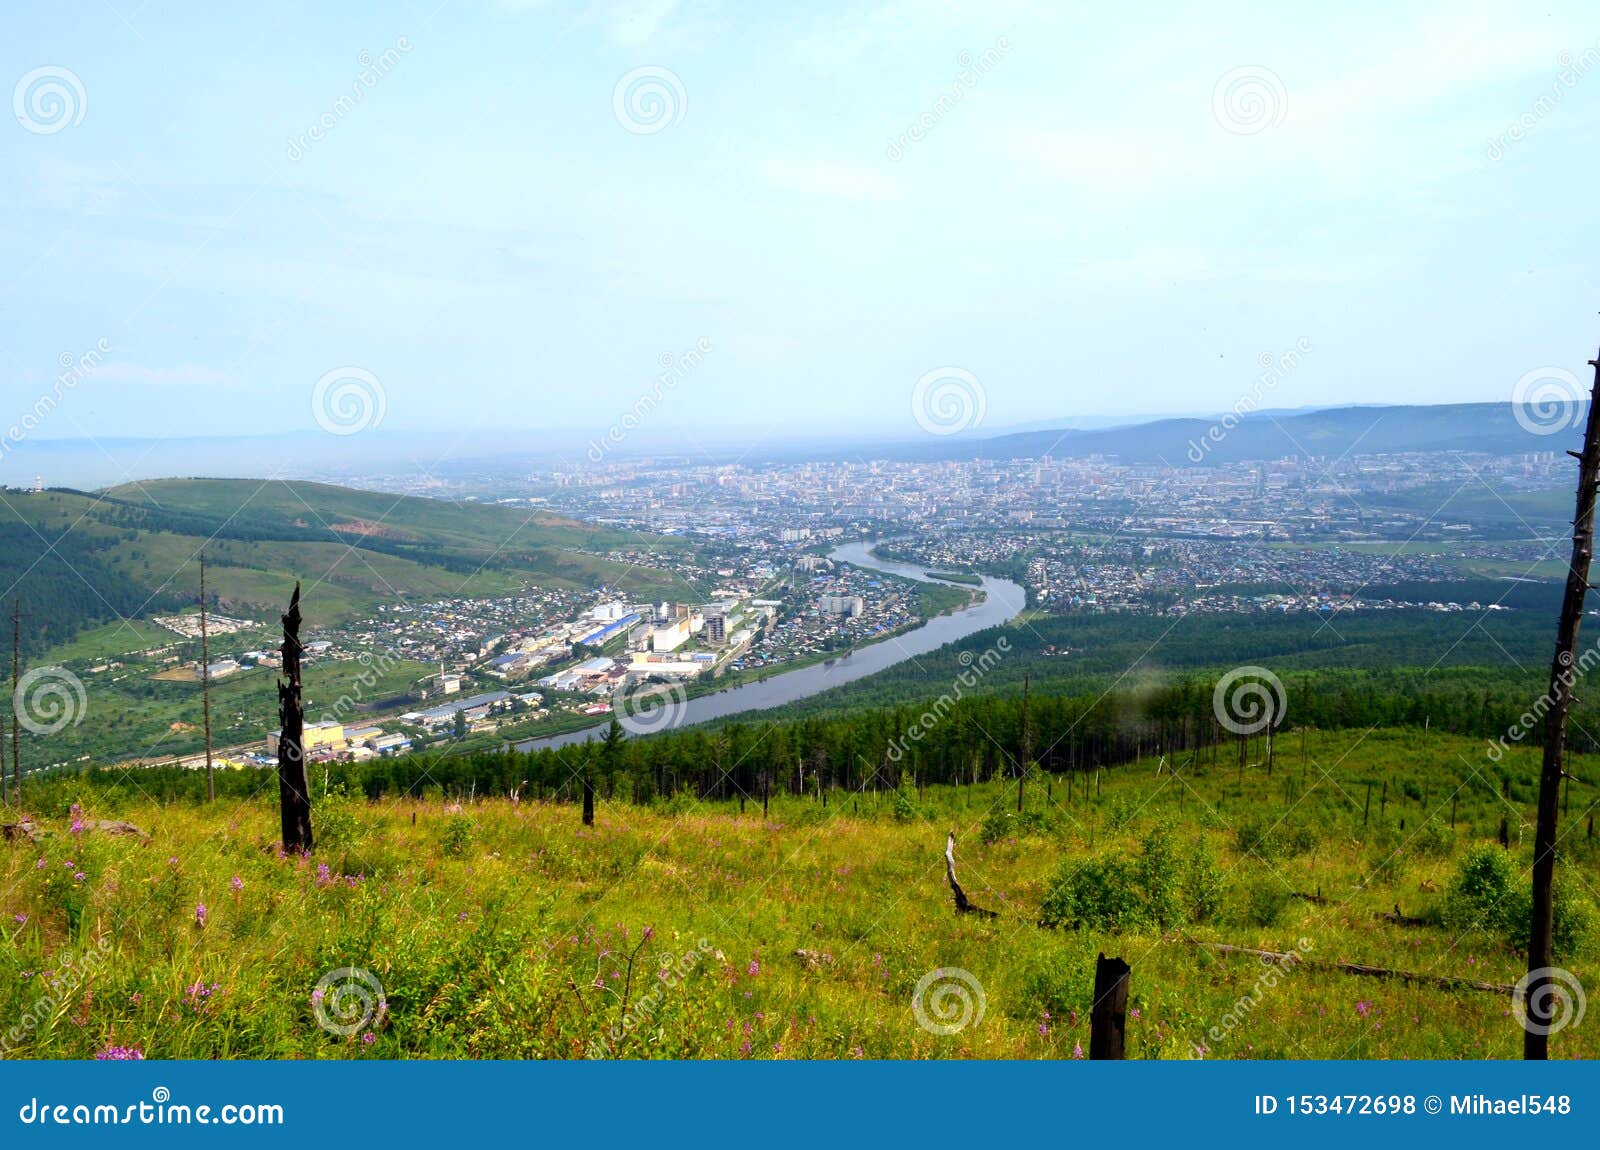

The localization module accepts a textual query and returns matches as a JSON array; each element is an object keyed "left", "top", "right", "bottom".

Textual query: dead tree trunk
[
  {"left": 944, "top": 831, "right": 995, "bottom": 918},
  {"left": 1527, "top": 346, "right": 1600, "bottom": 1059},
  {"left": 276, "top": 584, "right": 314, "bottom": 853},
  {"left": 200, "top": 553, "right": 214, "bottom": 803},
  {"left": 582, "top": 770, "right": 595, "bottom": 826},
  {"left": 1089, "top": 953, "right": 1130, "bottom": 1059}
]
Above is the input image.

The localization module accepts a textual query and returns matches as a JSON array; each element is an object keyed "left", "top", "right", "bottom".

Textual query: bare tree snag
[
  {"left": 1527, "top": 346, "right": 1600, "bottom": 1059},
  {"left": 1089, "top": 953, "right": 1130, "bottom": 1059},
  {"left": 944, "top": 831, "right": 995, "bottom": 918},
  {"left": 276, "top": 584, "right": 313, "bottom": 853}
]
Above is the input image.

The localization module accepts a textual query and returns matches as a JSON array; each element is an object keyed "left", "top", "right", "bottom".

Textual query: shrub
[
  {"left": 1441, "top": 845, "right": 1526, "bottom": 943},
  {"left": 1238, "top": 881, "right": 1290, "bottom": 927},
  {"left": 981, "top": 805, "right": 1050, "bottom": 843},
  {"left": 1039, "top": 824, "right": 1213, "bottom": 931},
  {"left": 1408, "top": 820, "right": 1455, "bottom": 859},
  {"left": 1179, "top": 840, "right": 1226, "bottom": 924},
  {"left": 312, "top": 788, "right": 365, "bottom": 850},
  {"left": 892, "top": 774, "right": 919, "bottom": 822},
  {"left": 1039, "top": 856, "right": 1151, "bottom": 932},
  {"left": 1234, "top": 817, "right": 1318, "bottom": 860},
  {"left": 440, "top": 814, "right": 474, "bottom": 857}
]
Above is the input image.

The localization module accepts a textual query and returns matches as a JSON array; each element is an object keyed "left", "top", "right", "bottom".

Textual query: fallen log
[
  {"left": 1187, "top": 939, "right": 1513, "bottom": 995},
  {"left": 945, "top": 831, "right": 996, "bottom": 918},
  {"left": 1381, "top": 903, "right": 1427, "bottom": 927}
]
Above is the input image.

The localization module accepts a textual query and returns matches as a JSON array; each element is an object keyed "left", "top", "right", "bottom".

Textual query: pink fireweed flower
[{"left": 95, "top": 1045, "right": 144, "bottom": 1061}]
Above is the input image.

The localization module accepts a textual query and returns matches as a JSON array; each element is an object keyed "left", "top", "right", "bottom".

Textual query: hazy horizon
[{"left": 5, "top": 2, "right": 1600, "bottom": 479}]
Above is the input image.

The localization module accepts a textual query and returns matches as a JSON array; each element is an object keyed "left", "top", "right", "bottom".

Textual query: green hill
[{"left": 0, "top": 479, "right": 690, "bottom": 654}]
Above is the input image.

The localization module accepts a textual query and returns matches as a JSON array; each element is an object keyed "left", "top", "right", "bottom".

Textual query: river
[{"left": 515, "top": 540, "right": 1026, "bottom": 751}]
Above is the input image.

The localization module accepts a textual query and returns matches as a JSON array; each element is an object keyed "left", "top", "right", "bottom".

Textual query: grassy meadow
[{"left": 2, "top": 728, "right": 1596, "bottom": 1060}]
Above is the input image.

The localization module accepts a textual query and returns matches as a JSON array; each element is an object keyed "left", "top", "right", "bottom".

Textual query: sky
[{"left": 3, "top": 0, "right": 1600, "bottom": 481}]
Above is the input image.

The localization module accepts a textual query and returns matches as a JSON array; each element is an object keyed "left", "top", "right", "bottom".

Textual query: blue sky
[{"left": 3, "top": 0, "right": 1599, "bottom": 467}]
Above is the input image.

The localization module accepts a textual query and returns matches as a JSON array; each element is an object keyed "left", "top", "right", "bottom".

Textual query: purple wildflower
[
  {"left": 194, "top": 903, "right": 208, "bottom": 928},
  {"left": 230, "top": 875, "right": 243, "bottom": 893},
  {"left": 95, "top": 1045, "right": 144, "bottom": 1061}
]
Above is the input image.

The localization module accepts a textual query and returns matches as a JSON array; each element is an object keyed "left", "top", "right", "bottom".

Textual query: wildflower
[
  {"left": 1129, "top": 1007, "right": 1141, "bottom": 1021},
  {"left": 95, "top": 1045, "right": 144, "bottom": 1061},
  {"left": 1072, "top": 1041, "right": 1085, "bottom": 1060},
  {"left": 230, "top": 875, "right": 244, "bottom": 893},
  {"left": 128, "top": 993, "right": 142, "bottom": 1005},
  {"left": 311, "top": 989, "right": 326, "bottom": 1007},
  {"left": 34, "top": 858, "right": 44, "bottom": 870},
  {"left": 168, "top": 857, "right": 178, "bottom": 867},
  {"left": 1355, "top": 1001, "right": 1371, "bottom": 1018},
  {"left": 362, "top": 1032, "right": 376, "bottom": 1045},
  {"left": 194, "top": 903, "right": 208, "bottom": 928},
  {"left": 74, "top": 872, "right": 86, "bottom": 883},
  {"left": 12, "top": 913, "right": 26, "bottom": 925},
  {"left": 747, "top": 957, "right": 761, "bottom": 977},
  {"left": 316, "top": 863, "right": 332, "bottom": 887}
]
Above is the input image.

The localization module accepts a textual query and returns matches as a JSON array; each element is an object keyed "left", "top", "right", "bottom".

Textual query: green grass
[{"left": 3, "top": 728, "right": 1595, "bottom": 1060}]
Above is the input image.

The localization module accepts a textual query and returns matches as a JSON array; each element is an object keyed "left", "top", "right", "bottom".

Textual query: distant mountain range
[{"left": 861, "top": 402, "right": 1588, "bottom": 466}]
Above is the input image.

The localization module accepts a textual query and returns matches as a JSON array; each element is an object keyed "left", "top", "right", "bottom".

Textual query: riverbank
[{"left": 514, "top": 541, "right": 1026, "bottom": 752}]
